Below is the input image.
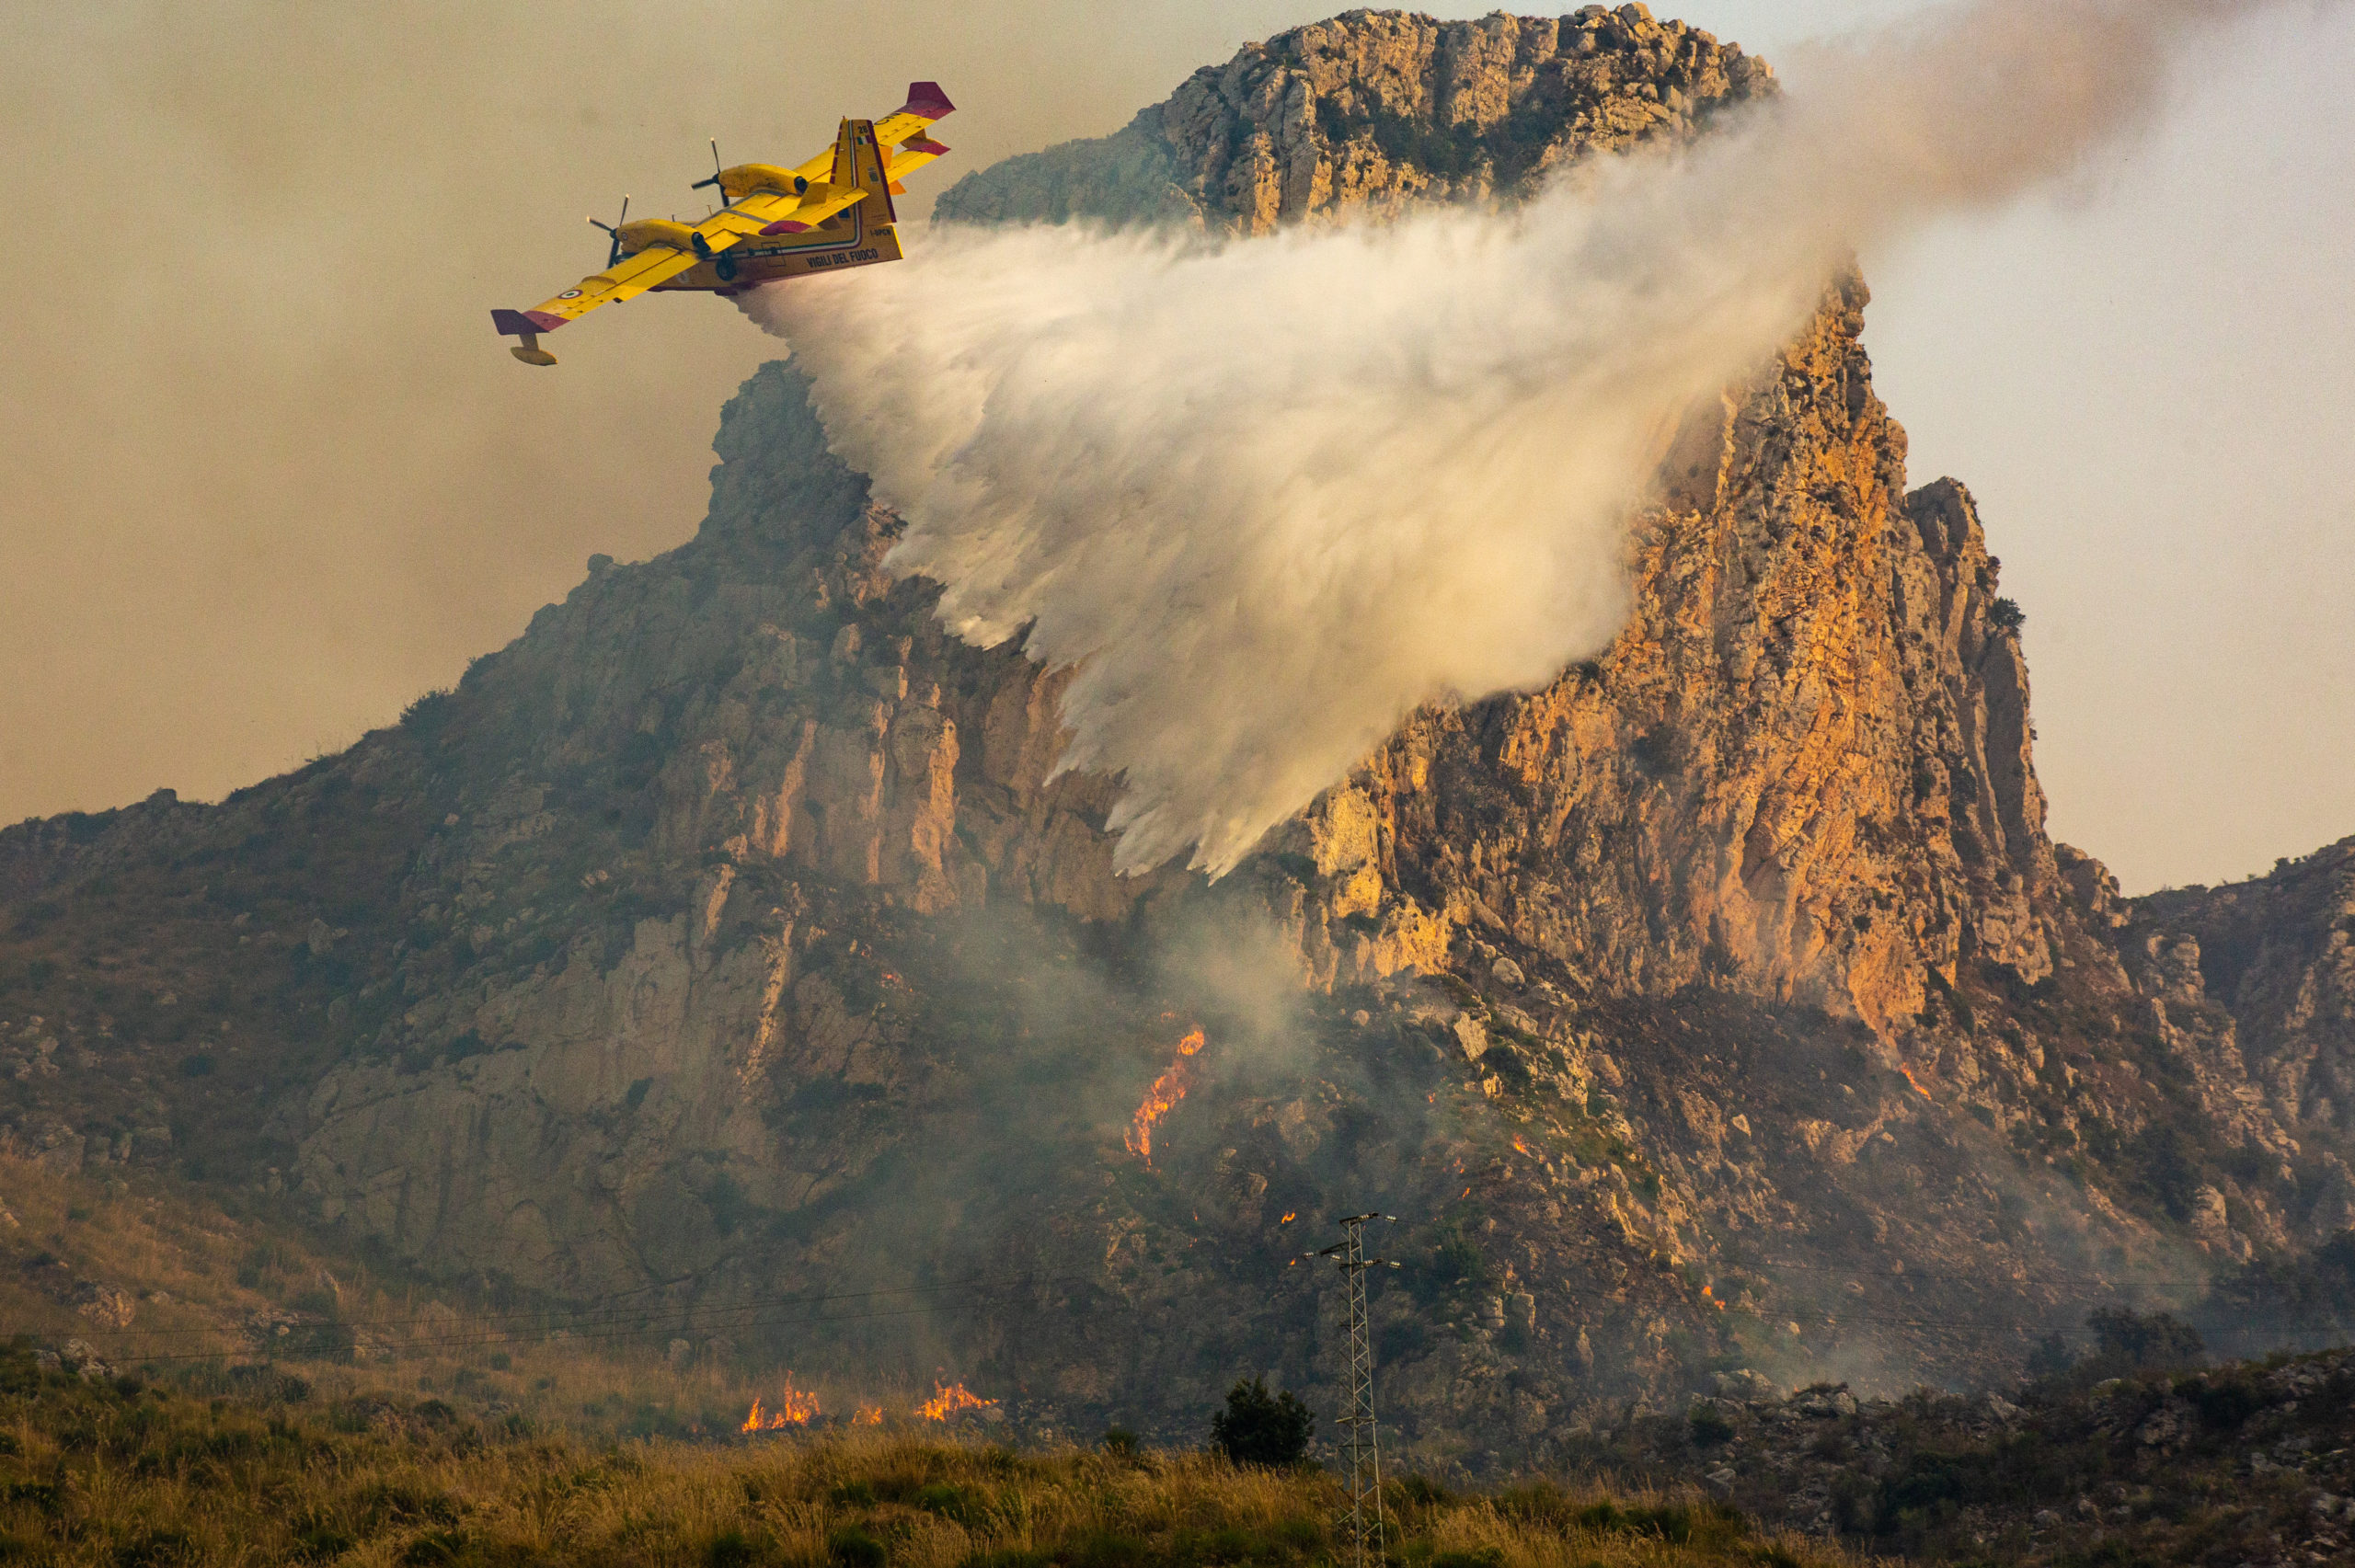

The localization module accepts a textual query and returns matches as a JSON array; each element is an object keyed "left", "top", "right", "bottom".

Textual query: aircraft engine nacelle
[
  {"left": 718, "top": 163, "right": 810, "bottom": 202},
  {"left": 615, "top": 218, "right": 699, "bottom": 256}
]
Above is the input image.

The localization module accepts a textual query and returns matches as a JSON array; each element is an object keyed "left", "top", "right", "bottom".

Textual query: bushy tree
[
  {"left": 2025, "top": 1331, "right": 2077, "bottom": 1380},
  {"left": 2085, "top": 1308, "right": 2205, "bottom": 1377},
  {"left": 1210, "top": 1378, "right": 1314, "bottom": 1467}
]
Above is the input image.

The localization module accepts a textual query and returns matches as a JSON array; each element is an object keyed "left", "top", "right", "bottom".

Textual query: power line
[
  {"left": 107, "top": 1275, "right": 1083, "bottom": 1368},
  {"left": 68, "top": 1269, "right": 1097, "bottom": 1368},
  {"left": 1722, "top": 1257, "right": 2223, "bottom": 1292},
  {"left": 66, "top": 1267, "right": 1094, "bottom": 1347}
]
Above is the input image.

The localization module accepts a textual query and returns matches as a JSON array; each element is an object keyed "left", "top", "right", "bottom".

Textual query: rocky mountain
[{"left": 3, "top": 6, "right": 2350, "bottom": 1471}]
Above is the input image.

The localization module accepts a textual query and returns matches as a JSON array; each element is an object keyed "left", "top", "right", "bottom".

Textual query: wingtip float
[{"left": 491, "top": 82, "right": 954, "bottom": 366}]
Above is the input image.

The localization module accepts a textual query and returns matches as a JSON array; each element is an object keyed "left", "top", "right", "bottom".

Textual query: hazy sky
[{"left": 0, "top": 1, "right": 2347, "bottom": 894}]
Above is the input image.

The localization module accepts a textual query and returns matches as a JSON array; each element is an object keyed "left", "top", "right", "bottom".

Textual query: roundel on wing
[{"left": 559, "top": 289, "right": 584, "bottom": 300}]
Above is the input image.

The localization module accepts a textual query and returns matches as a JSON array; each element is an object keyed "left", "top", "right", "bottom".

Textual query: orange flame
[
  {"left": 1899, "top": 1064, "right": 1934, "bottom": 1101},
  {"left": 854, "top": 1404, "right": 883, "bottom": 1426},
  {"left": 741, "top": 1374, "right": 821, "bottom": 1432},
  {"left": 1280, "top": 1212, "right": 1295, "bottom": 1224},
  {"left": 1701, "top": 1283, "right": 1728, "bottom": 1312},
  {"left": 914, "top": 1380, "right": 995, "bottom": 1420},
  {"left": 1511, "top": 1138, "right": 1534, "bottom": 1157},
  {"left": 1125, "top": 1027, "right": 1206, "bottom": 1168}
]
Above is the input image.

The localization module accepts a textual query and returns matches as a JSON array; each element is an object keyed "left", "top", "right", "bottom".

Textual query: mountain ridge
[{"left": 1, "top": 6, "right": 2349, "bottom": 1470}]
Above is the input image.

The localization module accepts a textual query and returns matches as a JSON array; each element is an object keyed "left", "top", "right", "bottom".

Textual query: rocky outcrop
[
  {"left": 940, "top": 6, "right": 1775, "bottom": 232},
  {"left": 2135, "top": 841, "right": 2355, "bottom": 1136},
  {"left": 2116, "top": 841, "right": 2355, "bottom": 1243},
  {"left": 1269, "top": 318, "right": 2078, "bottom": 1047}
]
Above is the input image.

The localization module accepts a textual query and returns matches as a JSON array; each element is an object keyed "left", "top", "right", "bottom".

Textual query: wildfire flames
[
  {"left": 915, "top": 1380, "right": 995, "bottom": 1420},
  {"left": 1899, "top": 1064, "right": 1934, "bottom": 1100},
  {"left": 742, "top": 1381, "right": 983, "bottom": 1431},
  {"left": 1701, "top": 1282, "right": 1728, "bottom": 1311},
  {"left": 1125, "top": 1026, "right": 1206, "bottom": 1168},
  {"left": 741, "top": 1375, "right": 821, "bottom": 1431}
]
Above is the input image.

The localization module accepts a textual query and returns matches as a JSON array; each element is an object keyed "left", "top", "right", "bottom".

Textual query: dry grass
[
  {"left": 0, "top": 1160, "right": 1878, "bottom": 1566},
  {"left": 0, "top": 1342, "right": 1874, "bottom": 1568}
]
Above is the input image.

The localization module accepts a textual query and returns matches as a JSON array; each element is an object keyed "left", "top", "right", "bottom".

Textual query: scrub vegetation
[{"left": 0, "top": 1342, "right": 1855, "bottom": 1568}]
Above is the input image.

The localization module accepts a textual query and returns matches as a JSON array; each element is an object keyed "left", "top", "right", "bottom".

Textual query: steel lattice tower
[{"left": 1307, "top": 1213, "right": 1399, "bottom": 1568}]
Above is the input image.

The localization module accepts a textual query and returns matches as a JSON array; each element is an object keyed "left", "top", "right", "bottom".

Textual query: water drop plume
[{"left": 744, "top": 0, "right": 2281, "bottom": 876}]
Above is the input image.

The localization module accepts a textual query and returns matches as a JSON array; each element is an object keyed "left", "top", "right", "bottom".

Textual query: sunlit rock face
[{"left": 2, "top": 9, "right": 2349, "bottom": 1464}]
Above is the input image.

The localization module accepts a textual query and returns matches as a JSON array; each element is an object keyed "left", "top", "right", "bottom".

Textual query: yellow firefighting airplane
[{"left": 491, "top": 82, "right": 953, "bottom": 365}]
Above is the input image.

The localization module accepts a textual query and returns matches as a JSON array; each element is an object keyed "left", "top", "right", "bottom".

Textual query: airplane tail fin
[
  {"left": 901, "top": 82, "right": 955, "bottom": 120},
  {"left": 830, "top": 116, "right": 897, "bottom": 227}
]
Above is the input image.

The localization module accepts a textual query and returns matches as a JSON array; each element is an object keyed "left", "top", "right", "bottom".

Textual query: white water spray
[{"left": 747, "top": 0, "right": 2274, "bottom": 876}]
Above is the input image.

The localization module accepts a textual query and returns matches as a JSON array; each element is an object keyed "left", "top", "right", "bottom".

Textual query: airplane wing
[
  {"left": 492, "top": 242, "right": 702, "bottom": 357},
  {"left": 689, "top": 181, "right": 868, "bottom": 246}
]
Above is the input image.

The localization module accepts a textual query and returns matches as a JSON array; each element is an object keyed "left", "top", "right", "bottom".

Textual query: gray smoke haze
[
  {"left": 745, "top": 0, "right": 2270, "bottom": 876},
  {"left": 0, "top": 0, "right": 1309, "bottom": 828}
]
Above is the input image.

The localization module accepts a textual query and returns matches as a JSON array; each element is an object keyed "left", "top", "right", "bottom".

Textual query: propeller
[
  {"left": 586, "top": 194, "right": 630, "bottom": 268},
  {"left": 690, "top": 138, "right": 730, "bottom": 208}
]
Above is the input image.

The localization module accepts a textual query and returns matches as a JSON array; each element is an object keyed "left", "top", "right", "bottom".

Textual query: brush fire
[
  {"left": 741, "top": 1376, "right": 820, "bottom": 1431},
  {"left": 1124, "top": 1026, "right": 1206, "bottom": 1168},
  {"left": 914, "top": 1380, "right": 995, "bottom": 1420}
]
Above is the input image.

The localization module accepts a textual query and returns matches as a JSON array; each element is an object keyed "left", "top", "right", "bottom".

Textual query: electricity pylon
[{"left": 1306, "top": 1213, "right": 1400, "bottom": 1568}]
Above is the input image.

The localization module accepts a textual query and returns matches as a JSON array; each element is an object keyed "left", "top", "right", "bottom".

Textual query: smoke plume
[{"left": 746, "top": 0, "right": 2266, "bottom": 876}]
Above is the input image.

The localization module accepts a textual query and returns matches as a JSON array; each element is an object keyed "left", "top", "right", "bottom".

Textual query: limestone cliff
[
  {"left": 938, "top": 8, "right": 1775, "bottom": 232},
  {"left": 1, "top": 7, "right": 2349, "bottom": 1464}
]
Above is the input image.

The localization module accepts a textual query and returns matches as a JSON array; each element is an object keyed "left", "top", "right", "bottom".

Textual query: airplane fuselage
[{"left": 645, "top": 197, "right": 903, "bottom": 291}]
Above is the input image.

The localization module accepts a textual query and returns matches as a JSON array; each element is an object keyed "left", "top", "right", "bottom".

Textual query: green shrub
[
  {"left": 706, "top": 1528, "right": 764, "bottom": 1568},
  {"left": 1072, "top": 1535, "right": 1148, "bottom": 1568},
  {"left": 2027, "top": 1331, "right": 2077, "bottom": 1379},
  {"left": 398, "top": 1529, "right": 470, "bottom": 1565},
  {"left": 2085, "top": 1309, "right": 2205, "bottom": 1378},
  {"left": 827, "top": 1528, "right": 885, "bottom": 1568},
  {"left": 2186, "top": 1373, "right": 2262, "bottom": 1430},
  {"left": 292, "top": 1525, "right": 356, "bottom": 1562},
  {"left": 1209, "top": 1379, "right": 1314, "bottom": 1468},
  {"left": 1387, "top": 1473, "right": 1453, "bottom": 1510},
  {"left": 110, "top": 1528, "right": 196, "bottom": 1568},
  {"left": 913, "top": 1482, "right": 986, "bottom": 1525},
  {"left": 1690, "top": 1408, "right": 1735, "bottom": 1448}
]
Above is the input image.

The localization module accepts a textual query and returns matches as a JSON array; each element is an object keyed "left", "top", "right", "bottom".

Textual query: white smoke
[{"left": 745, "top": 0, "right": 2268, "bottom": 876}]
